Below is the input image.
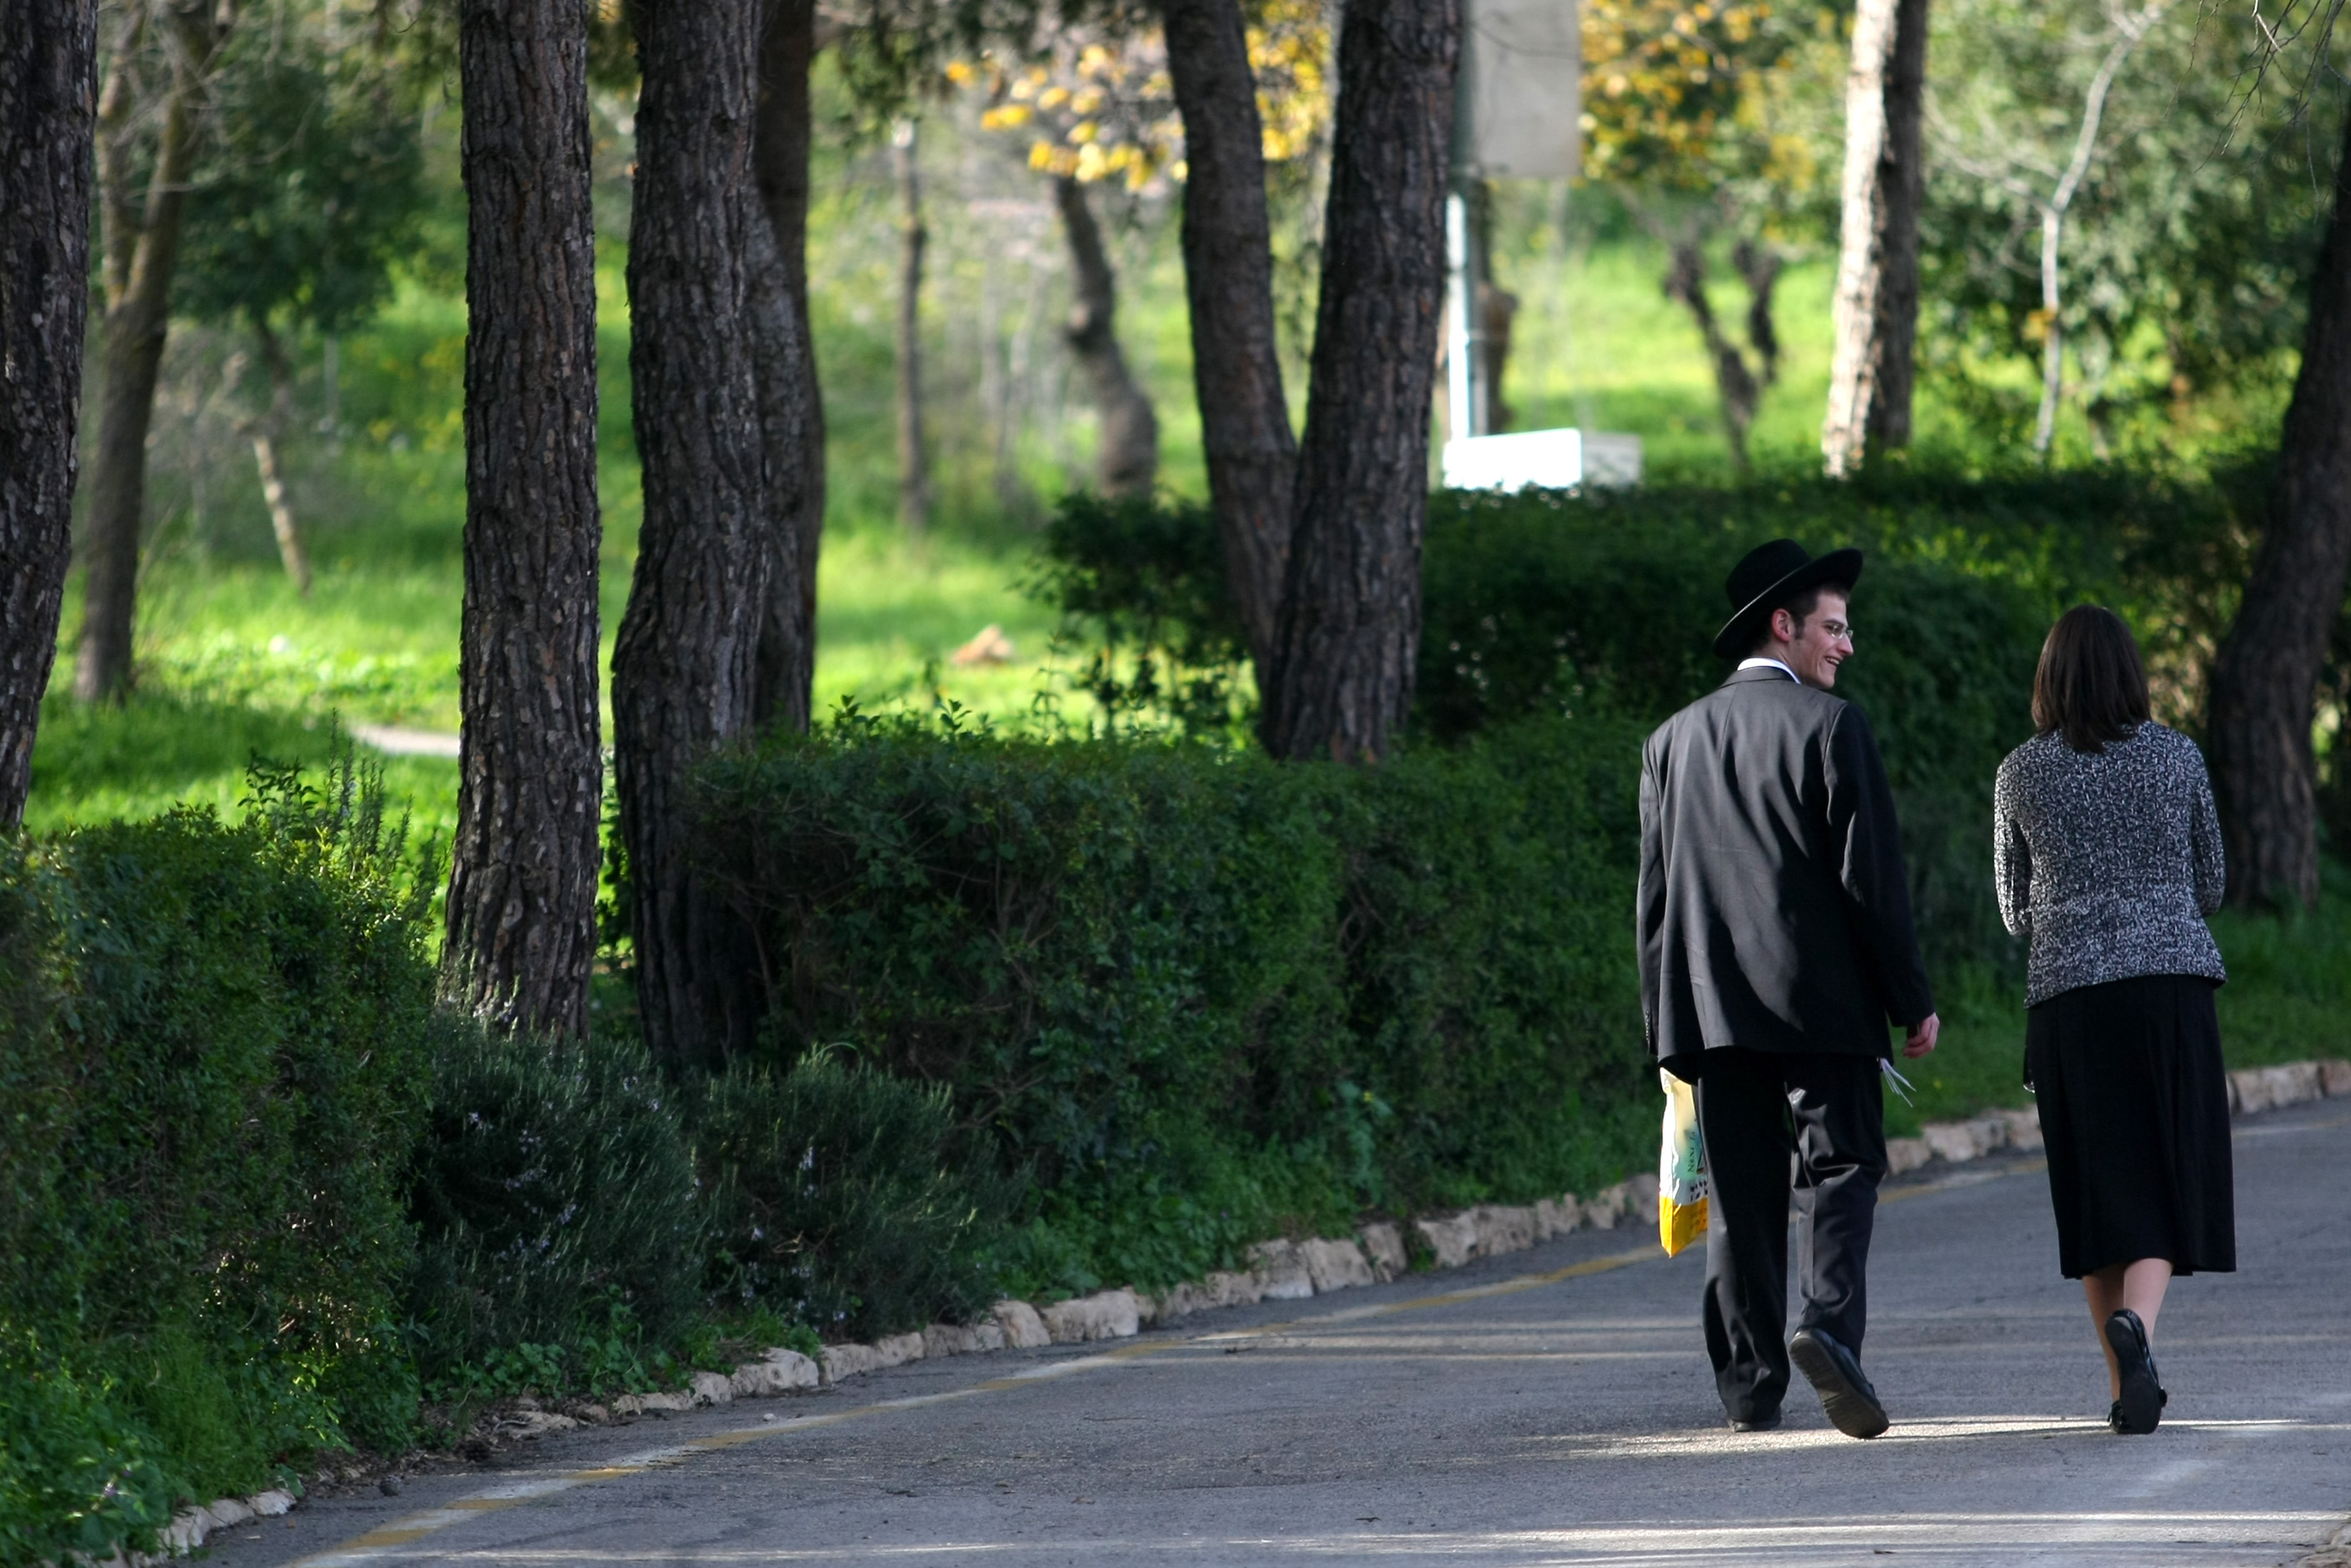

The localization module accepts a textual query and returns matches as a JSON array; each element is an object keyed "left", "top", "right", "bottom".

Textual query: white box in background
[{"left": 1441, "top": 427, "right": 1643, "bottom": 492}]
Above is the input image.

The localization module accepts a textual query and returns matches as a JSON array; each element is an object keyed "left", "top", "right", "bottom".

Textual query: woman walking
[{"left": 1994, "top": 606, "right": 2234, "bottom": 1436}]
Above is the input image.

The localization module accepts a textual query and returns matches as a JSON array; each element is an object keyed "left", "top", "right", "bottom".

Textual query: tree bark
[
  {"left": 1664, "top": 243, "right": 1762, "bottom": 473},
  {"left": 0, "top": 0, "right": 97, "bottom": 830},
  {"left": 2205, "top": 107, "right": 2351, "bottom": 912},
  {"left": 1259, "top": 0, "right": 1456, "bottom": 764},
  {"left": 1053, "top": 175, "right": 1159, "bottom": 497},
  {"left": 751, "top": 0, "right": 824, "bottom": 734},
  {"left": 1161, "top": 0, "right": 1296, "bottom": 674},
  {"left": 1819, "top": 0, "right": 1927, "bottom": 477},
  {"left": 75, "top": 0, "right": 234, "bottom": 702},
  {"left": 247, "top": 321, "right": 311, "bottom": 597},
  {"left": 891, "top": 117, "right": 931, "bottom": 537},
  {"left": 443, "top": 0, "right": 604, "bottom": 1038},
  {"left": 613, "top": 0, "right": 774, "bottom": 1066}
]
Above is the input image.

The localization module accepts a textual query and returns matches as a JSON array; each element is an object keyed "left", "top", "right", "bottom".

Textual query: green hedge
[
  {"left": 1420, "top": 483, "right": 2073, "bottom": 969},
  {"left": 697, "top": 1054, "right": 1017, "bottom": 1340},
  {"left": 1036, "top": 475, "right": 2258, "bottom": 974},
  {"left": 686, "top": 712, "right": 1655, "bottom": 1296},
  {"left": 404, "top": 1022, "right": 706, "bottom": 1386},
  {"left": 0, "top": 757, "right": 436, "bottom": 1563}
]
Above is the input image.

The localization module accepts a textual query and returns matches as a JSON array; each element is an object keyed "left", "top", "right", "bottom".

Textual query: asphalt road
[{"left": 219, "top": 1096, "right": 2351, "bottom": 1568}]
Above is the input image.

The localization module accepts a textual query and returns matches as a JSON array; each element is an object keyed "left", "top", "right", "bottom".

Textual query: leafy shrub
[
  {"left": 1413, "top": 471, "right": 2246, "bottom": 738},
  {"left": 686, "top": 712, "right": 1655, "bottom": 1296},
  {"left": 1027, "top": 492, "right": 1254, "bottom": 733},
  {"left": 404, "top": 1021, "right": 705, "bottom": 1383},
  {"left": 0, "top": 748, "right": 437, "bottom": 1555},
  {"left": 696, "top": 1053, "right": 1017, "bottom": 1339},
  {"left": 1036, "top": 473, "right": 2253, "bottom": 973},
  {"left": 0, "top": 1336, "right": 175, "bottom": 1568}
]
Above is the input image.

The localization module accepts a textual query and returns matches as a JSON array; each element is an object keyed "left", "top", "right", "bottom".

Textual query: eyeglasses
[{"left": 1816, "top": 621, "right": 1854, "bottom": 644}]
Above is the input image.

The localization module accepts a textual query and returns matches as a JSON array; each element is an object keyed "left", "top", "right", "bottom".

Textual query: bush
[
  {"left": 1033, "top": 474, "right": 2251, "bottom": 974},
  {"left": 0, "top": 749, "right": 437, "bottom": 1557},
  {"left": 1415, "top": 469, "right": 2251, "bottom": 742},
  {"left": 697, "top": 1053, "right": 1017, "bottom": 1340},
  {"left": 686, "top": 711, "right": 1655, "bottom": 1296},
  {"left": 1422, "top": 485, "right": 2059, "bottom": 969},
  {"left": 0, "top": 1337, "right": 176, "bottom": 1568},
  {"left": 1026, "top": 493, "right": 1252, "bottom": 735},
  {"left": 404, "top": 1022, "right": 706, "bottom": 1386}
]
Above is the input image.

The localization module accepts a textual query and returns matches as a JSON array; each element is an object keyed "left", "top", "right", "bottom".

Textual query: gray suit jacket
[{"left": 1636, "top": 667, "right": 1934, "bottom": 1079}]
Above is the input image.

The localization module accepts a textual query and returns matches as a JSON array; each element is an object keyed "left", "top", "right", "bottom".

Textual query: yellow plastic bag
[{"left": 1659, "top": 1067, "right": 1709, "bottom": 1256}]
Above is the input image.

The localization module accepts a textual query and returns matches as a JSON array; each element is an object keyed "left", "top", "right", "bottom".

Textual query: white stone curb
[
  {"left": 139, "top": 1055, "right": 2347, "bottom": 1559},
  {"left": 1885, "top": 1056, "right": 2351, "bottom": 1178},
  {"left": 2299, "top": 1516, "right": 2351, "bottom": 1568}
]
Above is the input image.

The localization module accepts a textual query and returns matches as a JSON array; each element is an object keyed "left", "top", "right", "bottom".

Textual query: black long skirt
[{"left": 2026, "top": 973, "right": 2236, "bottom": 1280}]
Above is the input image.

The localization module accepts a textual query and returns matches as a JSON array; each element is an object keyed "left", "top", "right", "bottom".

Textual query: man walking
[{"left": 1636, "top": 539, "right": 1939, "bottom": 1439}]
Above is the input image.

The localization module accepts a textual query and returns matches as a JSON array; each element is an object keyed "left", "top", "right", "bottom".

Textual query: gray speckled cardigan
[{"left": 1993, "top": 722, "right": 2226, "bottom": 1006}]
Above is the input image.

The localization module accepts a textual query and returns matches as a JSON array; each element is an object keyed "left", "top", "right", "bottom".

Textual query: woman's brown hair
[{"left": 2033, "top": 605, "right": 2151, "bottom": 754}]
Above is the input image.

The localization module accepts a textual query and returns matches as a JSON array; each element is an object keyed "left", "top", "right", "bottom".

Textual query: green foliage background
[{"left": 0, "top": 755, "right": 437, "bottom": 1561}]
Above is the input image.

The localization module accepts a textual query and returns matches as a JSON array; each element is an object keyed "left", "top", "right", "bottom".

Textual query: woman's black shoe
[{"left": 2104, "top": 1309, "right": 2165, "bottom": 1435}]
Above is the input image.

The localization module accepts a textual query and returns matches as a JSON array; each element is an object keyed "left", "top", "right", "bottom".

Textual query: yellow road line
[{"left": 292, "top": 1153, "right": 2048, "bottom": 1566}]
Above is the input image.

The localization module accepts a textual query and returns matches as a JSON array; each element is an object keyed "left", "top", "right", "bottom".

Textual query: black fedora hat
[{"left": 1712, "top": 538, "right": 1864, "bottom": 661}]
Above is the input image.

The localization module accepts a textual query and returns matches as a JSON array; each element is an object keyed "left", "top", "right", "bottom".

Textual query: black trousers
[{"left": 1694, "top": 1046, "right": 1888, "bottom": 1421}]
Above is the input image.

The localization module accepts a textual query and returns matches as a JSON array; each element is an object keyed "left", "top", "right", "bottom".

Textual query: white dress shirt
[{"left": 1738, "top": 657, "right": 1799, "bottom": 682}]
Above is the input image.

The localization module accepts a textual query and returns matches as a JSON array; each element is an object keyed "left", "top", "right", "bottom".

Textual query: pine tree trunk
[
  {"left": 1260, "top": 0, "right": 1457, "bottom": 763},
  {"left": 1054, "top": 175, "right": 1159, "bottom": 497},
  {"left": 751, "top": 0, "right": 824, "bottom": 733},
  {"left": 75, "top": 0, "right": 232, "bottom": 702},
  {"left": 613, "top": 0, "right": 774, "bottom": 1066},
  {"left": 250, "top": 322, "right": 311, "bottom": 597},
  {"left": 0, "top": 0, "right": 97, "bottom": 830},
  {"left": 2205, "top": 108, "right": 2351, "bottom": 911},
  {"left": 1819, "top": 0, "right": 1927, "bottom": 477},
  {"left": 443, "top": 0, "right": 605, "bottom": 1038},
  {"left": 892, "top": 118, "right": 931, "bottom": 537},
  {"left": 1162, "top": 0, "right": 1296, "bottom": 672}
]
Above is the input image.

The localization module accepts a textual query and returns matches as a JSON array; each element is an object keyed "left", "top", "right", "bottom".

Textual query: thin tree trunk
[
  {"left": 2028, "top": 2, "right": 2162, "bottom": 457},
  {"left": 751, "top": 0, "right": 823, "bottom": 733},
  {"left": 891, "top": 117, "right": 931, "bottom": 537},
  {"left": 1053, "top": 175, "right": 1159, "bottom": 497},
  {"left": 1260, "top": 0, "right": 1457, "bottom": 764},
  {"left": 1477, "top": 280, "right": 1518, "bottom": 432},
  {"left": 75, "top": 0, "right": 233, "bottom": 702},
  {"left": 2205, "top": 105, "right": 2351, "bottom": 911},
  {"left": 980, "top": 250, "right": 1017, "bottom": 506},
  {"left": 443, "top": 0, "right": 604, "bottom": 1038},
  {"left": 1819, "top": 0, "right": 1927, "bottom": 477},
  {"left": 0, "top": 0, "right": 97, "bottom": 829},
  {"left": 1664, "top": 243, "right": 1761, "bottom": 473},
  {"left": 1734, "top": 239, "right": 1783, "bottom": 388},
  {"left": 1162, "top": 0, "right": 1296, "bottom": 673},
  {"left": 248, "top": 321, "right": 311, "bottom": 596},
  {"left": 613, "top": 0, "right": 773, "bottom": 1067}
]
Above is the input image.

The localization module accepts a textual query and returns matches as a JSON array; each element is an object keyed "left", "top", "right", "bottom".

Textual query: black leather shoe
[
  {"left": 2104, "top": 1310, "right": 2165, "bottom": 1435},
  {"left": 1728, "top": 1408, "right": 1782, "bottom": 1433},
  {"left": 1789, "top": 1326, "right": 1890, "bottom": 1439}
]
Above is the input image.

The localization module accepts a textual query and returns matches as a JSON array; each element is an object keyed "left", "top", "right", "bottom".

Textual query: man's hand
[{"left": 1903, "top": 1012, "right": 1941, "bottom": 1058}]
